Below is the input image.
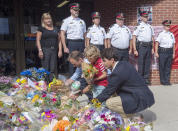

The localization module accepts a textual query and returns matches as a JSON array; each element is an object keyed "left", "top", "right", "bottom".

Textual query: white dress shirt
[
  {"left": 133, "top": 21, "right": 155, "bottom": 42},
  {"left": 61, "top": 16, "right": 86, "bottom": 40},
  {"left": 86, "top": 24, "right": 106, "bottom": 45},
  {"left": 106, "top": 24, "right": 132, "bottom": 49},
  {"left": 156, "top": 30, "right": 175, "bottom": 48}
]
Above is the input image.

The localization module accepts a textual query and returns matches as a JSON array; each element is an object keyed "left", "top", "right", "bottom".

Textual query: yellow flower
[
  {"left": 20, "top": 78, "right": 27, "bottom": 84},
  {"left": 35, "top": 85, "right": 41, "bottom": 90},
  {"left": 96, "top": 103, "right": 101, "bottom": 108},
  {"left": 48, "top": 82, "right": 53, "bottom": 88},
  {"left": 41, "top": 112, "right": 45, "bottom": 117},
  {"left": 16, "top": 79, "right": 20, "bottom": 83},
  {"left": 126, "top": 126, "right": 130, "bottom": 131},
  {"left": 32, "top": 95, "right": 39, "bottom": 103},
  {"left": 41, "top": 124, "right": 48, "bottom": 131},
  {"left": 20, "top": 116, "right": 26, "bottom": 121}
]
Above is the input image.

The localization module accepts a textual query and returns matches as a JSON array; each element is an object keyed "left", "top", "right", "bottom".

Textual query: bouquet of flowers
[
  {"left": 0, "top": 76, "right": 12, "bottom": 93},
  {"left": 70, "top": 99, "right": 124, "bottom": 130},
  {"left": 125, "top": 121, "right": 153, "bottom": 131},
  {"left": 48, "top": 77, "right": 67, "bottom": 94},
  {"left": 41, "top": 92, "right": 61, "bottom": 109},
  {"left": 81, "top": 62, "right": 98, "bottom": 84},
  {"left": 20, "top": 67, "right": 50, "bottom": 81}
]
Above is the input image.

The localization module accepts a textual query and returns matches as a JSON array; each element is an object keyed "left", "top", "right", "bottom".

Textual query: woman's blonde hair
[
  {"left": 84, "top": 45, "right": 100, "bottom": 59},
  {"left": 41, "top": 13, "right": 53, "bottom": 27}
]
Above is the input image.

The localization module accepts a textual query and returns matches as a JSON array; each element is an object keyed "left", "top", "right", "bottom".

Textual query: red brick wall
[
  {"left": 150, "top": 69, "right": 178, "bottom": 85},
  {"left": 94, "top": 0, "right": 178, "bottom": 85},
  {"left": 94, "top": 0, "right": 178, "bottom": 27}
]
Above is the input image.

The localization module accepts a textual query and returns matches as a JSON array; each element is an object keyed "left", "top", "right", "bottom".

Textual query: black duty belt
[
  {"left": 138, "top": 41, "right": 152, "bottom": 46},
  {"left": 117, "top": 48, "right": 129, "bottom": 51},
  {"left": 159, "top": 47, "right": 173, "bottom": 52},
  {"left": 91, "top": 43, "right": 103, "bottom": 46},
  {"left": 42, "top": 46, "right": 56, "bottom": 49},
  {"left": 67, "top": 39, "right": 84, "bottom": 42}
]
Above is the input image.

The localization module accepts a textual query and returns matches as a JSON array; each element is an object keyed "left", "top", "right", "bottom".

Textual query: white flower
[
  {"left": 105, "top": 112, "right": 111, "bottom": 116},
  {"left": 108, "top": 121, "right": 115, "bottom": 125},
  {"left": 96, "top": 116, "right": 101, "bottom": 122},
  {"left": 144, "top": 125, "right": 153, "bottom": 131},
  {"left": 99, "top": 120, "right": 107, "bottom": 125}
]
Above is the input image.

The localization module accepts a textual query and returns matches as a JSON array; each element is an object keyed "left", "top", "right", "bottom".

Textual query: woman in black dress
[{"left": 36, "top": 13, "right": 62, "bottom": 81}]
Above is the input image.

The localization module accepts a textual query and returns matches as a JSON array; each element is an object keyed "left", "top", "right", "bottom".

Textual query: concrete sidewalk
[
  {"left": 77, "top": 84, "right": 178, "bottom": 131},
  {"left": 142, "top": 84, "right": 178, "bottom": 131}
]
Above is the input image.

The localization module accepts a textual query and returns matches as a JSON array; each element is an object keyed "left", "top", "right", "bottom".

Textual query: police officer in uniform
[
  {"left": 155, "top": 20, "right": 176, "bottom": 85},
  {"left": 107, "top": 13, "right": 132, "bottom": 61},
  {"left": 60, "top": 3, "right": 86, "bottom": 76},
  {"left": 133, "top": 11, "right": 155, "bottom": 85},
  {"left": 86, "top": 12, "right": 107, "bottom": 51}
]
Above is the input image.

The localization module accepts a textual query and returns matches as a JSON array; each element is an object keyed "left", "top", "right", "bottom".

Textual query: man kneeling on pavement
[{"left": 69, "top": 48, "right": 155, "bottom": 122}]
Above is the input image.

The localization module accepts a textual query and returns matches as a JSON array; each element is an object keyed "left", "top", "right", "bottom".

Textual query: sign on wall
[{"left": 137, "top": 6, "right": 153, "bottom": 24}]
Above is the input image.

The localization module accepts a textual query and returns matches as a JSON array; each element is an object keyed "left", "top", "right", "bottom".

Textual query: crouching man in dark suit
[{"left": 97, "top": 48, "right": 155, "bottom": 121}]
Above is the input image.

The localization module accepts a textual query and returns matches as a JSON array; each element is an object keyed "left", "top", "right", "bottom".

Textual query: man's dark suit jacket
[{"left": 97, "top": 61, "right": 155, "bottom": 114}]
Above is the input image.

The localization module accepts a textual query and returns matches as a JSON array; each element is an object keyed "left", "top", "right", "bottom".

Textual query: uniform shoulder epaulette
[{"left": 87, "top": 26, "right": 93, "bottom": 33}]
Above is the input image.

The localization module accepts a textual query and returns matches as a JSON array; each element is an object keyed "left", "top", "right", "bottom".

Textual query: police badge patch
[
  {"left": 80, "top": 21, "right": 83, "bottom": 25},
  {"left": 134, "top": 27, "right": 137, "bottom": 30}
]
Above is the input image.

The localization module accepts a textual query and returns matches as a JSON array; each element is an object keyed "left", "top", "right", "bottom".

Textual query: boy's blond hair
[{"left": 84, "top": 45, "right": 100, "bottom": 59}]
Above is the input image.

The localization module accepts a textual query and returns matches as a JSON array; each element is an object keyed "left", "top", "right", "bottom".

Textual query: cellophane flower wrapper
[{"left": 0, "top": 76, "right": 13, "bottom": 93}]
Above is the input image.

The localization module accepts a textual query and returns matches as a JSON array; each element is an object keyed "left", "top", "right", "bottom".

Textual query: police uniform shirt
[
  {"left": 106, "top": 24, "right": 132, "bottom": 49},
  {"left": 156, "top": 30, "right": 175, "bottom": 48},
  {"left": 86, "top": 24, "right": 106, "bottom": 45},
  {"left": 61, "top": 16, "right": 86, "bottom": 40},
  {"left": 133, "top": 21, "right": 155, "bottom": 42}
]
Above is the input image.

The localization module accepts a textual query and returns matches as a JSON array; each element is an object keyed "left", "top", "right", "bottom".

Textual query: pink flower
[
  {"left": 111, "top": 118, "right": 116, "bottom": 121},
  {"left": 104, "top": 118, "right": 107, "bottom": 121},
  {"left": 52, "top": 98, "right": 57, "bottom": 102},
  {"left": 101, "top": 114, "right": 105, "bottom": 118},
  {"left": 42, "top": 94, "right": 46, "bottom": 97}
]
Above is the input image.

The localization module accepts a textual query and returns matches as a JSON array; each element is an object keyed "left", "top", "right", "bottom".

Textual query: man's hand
[
  {"left": 64, "top": 47, "right": 69, "bottom": 54},
  {"left": 129, "top": 49, "right": 132, "bottom": 55},
  {"left": 38, "top": 51, "right": 43, "bottom": 59},
  {"left": 65, "top": 79, "right": 74, "bottom": 86},
  {"left": 152, "top": 48, "right": 154, "bottom": 55},
  {"left": 69, "top": 93, "right": 79, "bottom": 100},
  {"left": 134, "top": 50, "right": 138, "bottom": 56},
  {"left": 86, "top": 79, "right": 94, "bottom": 85},
  {"left": 82, "top": 85, "right": 92, "bottom": 94},
  {"left": 173, "top": 53, "right": 175, "bottom": 59},
  {"left": 58, "top": 51, "right": 62, "bottom": 58},
  {"left": 155, "top": 52, "right": 159, "bottom": 58}
]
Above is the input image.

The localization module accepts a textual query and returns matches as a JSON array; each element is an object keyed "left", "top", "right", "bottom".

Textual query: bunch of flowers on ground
[{"left": 20, "top": 67, "right": 50, "bottom": 81}]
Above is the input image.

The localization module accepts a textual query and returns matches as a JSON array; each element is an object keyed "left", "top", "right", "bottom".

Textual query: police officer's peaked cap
[
  {"left": 91, "top": 12, "right": 101, "bottom": 19},
  {"left": 116, "top": 12, "right": 125, "bottom": 20},
  {"left": 69, "top": 3, "right": 80, "bottom": 10},
  {"left": 162, "top": 20, "right": 172, "bottom": 26}
]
